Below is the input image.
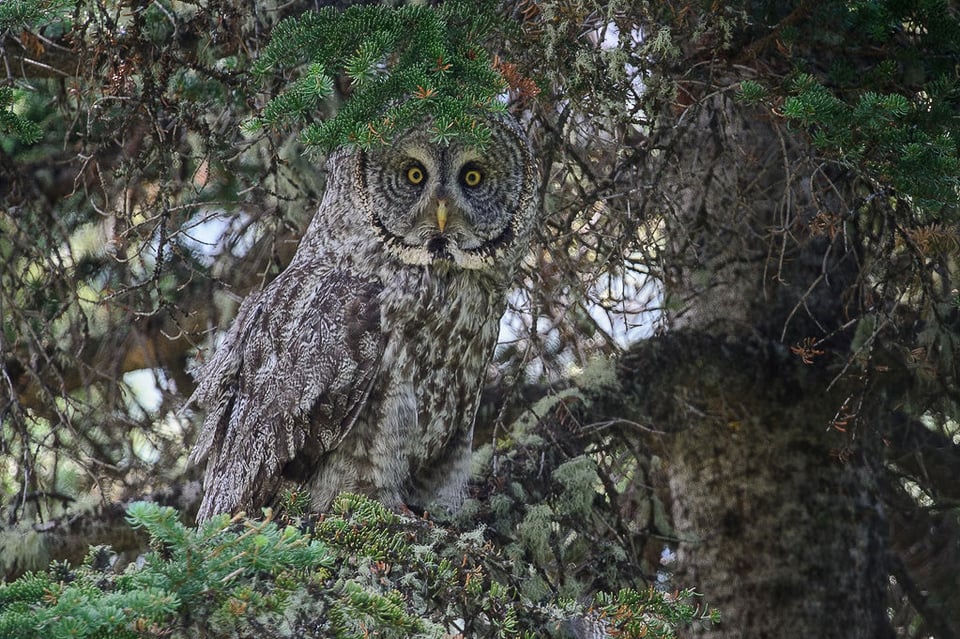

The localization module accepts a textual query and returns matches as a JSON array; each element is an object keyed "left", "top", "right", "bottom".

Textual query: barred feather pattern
[{"left": 189, "top": 116, "right": 538, "bottom": 520}]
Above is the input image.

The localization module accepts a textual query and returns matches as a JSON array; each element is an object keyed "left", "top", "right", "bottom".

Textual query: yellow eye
[
  {"left": 462, "top": 168, "right": 483, "bottom": 187},
  {"left": 406, "top": 165, "right": 425, "bottom": 185}
]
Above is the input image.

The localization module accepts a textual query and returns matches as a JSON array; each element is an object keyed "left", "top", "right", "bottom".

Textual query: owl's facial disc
[{"left": 359, "top": 133, "right": 525, "bottom": 270}]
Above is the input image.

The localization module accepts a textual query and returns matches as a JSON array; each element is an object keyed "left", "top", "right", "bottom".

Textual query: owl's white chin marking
[
  {"left": 402, "top": 224, "right": 483, "bottom": 251},
  {"left": 382, "top": 217, "right": 510, "bottom": 270},
  {"left": 389, "top": 238, "right": 494, "bottom": 270}
]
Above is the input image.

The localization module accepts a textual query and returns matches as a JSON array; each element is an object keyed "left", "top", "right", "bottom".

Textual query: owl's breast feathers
[
  {"left": 190, "top": 261, "right": 503, "bottom": 520},
  {"left": 189, "top": 265, "right": 384, "bottom": 520},
  {"left": 320, "top": 266, "right": 503, "bottom": 511}
]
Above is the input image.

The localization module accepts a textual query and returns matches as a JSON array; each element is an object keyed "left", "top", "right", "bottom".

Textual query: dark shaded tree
[{"left": 2, "top": 1, "right": 958, "bottom": 637}]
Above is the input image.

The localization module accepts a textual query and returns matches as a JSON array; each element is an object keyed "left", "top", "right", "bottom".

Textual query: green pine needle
[
  {"left": 0, "top": 88, "right": 43, "bottom": 145},
  {"left": 246, "top": 1, "right": 511, "bottom": 151}
]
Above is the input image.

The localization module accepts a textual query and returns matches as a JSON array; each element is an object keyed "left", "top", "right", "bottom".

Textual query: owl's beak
[{"left": 435, "top": 198, "right": 448, "bottom": 233}]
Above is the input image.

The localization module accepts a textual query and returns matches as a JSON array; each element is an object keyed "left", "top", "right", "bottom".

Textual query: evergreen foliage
[
  {"left": 0, "top": 0, "right": 70, "bottom": 30},
  {"left": 733, "top": 1, "right": 960, "bottom": 215},
  {"left": 0, "top": 0, "right": 59, "bottom": 145},
  {"left": 244, "top": 1, "right": 511, "bottom": 150},
  {"left": 0, "top": 87, "right": 42, "bottom": 145},
  {"left": 0, "top": 495, "right": 712, "bottom": 638}
]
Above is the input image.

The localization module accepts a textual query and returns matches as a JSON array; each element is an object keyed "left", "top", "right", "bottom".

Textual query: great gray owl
[{"left": 189, "top": 115, "right": 539, "bottom": 520}]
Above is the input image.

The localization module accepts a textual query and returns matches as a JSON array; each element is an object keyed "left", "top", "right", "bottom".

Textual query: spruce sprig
[
  {"left": 0, "top": 87, "right": 43, "bottom": 145},
  {"left": 782, "top": 73, "right": 960, "bottom": 213},
  {"left": 0, "top": 0, "right": 71, "bottom": 30},
  {"left": 0, "top": 503, "right": 336, "bottom": 639},
  {"left": 763, "top": 0, "right": 960, "bottom": 216},
  {"left": 242, "top": 1, "right": 509, "bottom": 150}
]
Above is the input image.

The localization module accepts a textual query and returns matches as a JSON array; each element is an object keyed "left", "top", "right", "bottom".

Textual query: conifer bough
[{"left": 242, "top": 1, "right": 512, "bottom": 151}]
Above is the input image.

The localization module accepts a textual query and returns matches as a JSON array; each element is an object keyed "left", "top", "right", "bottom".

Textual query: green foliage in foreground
[{"left": 0, "top": 495, "right": 715, "bottom": 639}]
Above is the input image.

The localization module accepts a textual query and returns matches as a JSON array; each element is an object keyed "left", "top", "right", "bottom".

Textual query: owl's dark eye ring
[
  {"left": 461, "top": 167, "right": 483, "bottom": 188},
  {"left": 406, "top": 164, "right": 426, "bottom": 185}
]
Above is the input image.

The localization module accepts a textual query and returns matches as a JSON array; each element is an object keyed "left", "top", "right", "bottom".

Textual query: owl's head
[{"left": 354, "top": 116, "right": 538, "bottom": 271}]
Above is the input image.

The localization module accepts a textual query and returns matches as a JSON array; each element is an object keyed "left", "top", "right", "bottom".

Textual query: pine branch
[
  {"left": 0, "top": 88, "right": 42, "bottom": 144},
  {"left": 0, "top": 494, "right": 713, "bottom": 638},
  {"left": 243, "top": 1, "right": 515, "bottom": 151},
  {"left": 0, "top": 0, "right": 71, "bottom": 30}
]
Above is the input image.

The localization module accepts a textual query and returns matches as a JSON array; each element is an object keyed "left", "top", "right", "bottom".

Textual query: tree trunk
[
  {"left": 640, "top": 85, "right": 893, "bottom": 637},
  {"left": 661, "top": 340, "right": 888, "bottom": 638}
]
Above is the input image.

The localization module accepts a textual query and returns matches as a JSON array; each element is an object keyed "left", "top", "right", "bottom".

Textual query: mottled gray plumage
[{"left": 190, "top": 116, "right": 539, "bottom": 520}]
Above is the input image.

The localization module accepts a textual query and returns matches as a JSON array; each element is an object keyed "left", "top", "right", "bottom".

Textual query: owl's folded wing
[{"left": 188, "top": 265, "right": 383, "bottom": 520}]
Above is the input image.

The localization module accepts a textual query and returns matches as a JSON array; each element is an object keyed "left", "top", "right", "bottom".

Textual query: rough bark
[
  {"left": 630, "top": 82, "right": 893, "bottom": 637},
  {"left": 595, "top": 331, "right": 890, "bottom": 638}
]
